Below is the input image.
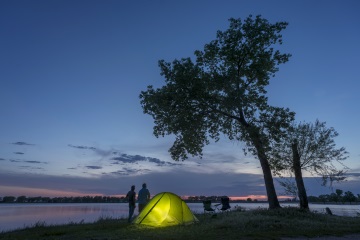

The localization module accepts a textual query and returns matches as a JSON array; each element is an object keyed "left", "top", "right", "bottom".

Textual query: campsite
[
  {"left": 2, "top": 193, "right": 360, "bottom": 239},
  {"left": 1, "top": 2, "right": 359, "bottom": 239},
  {"left": 132, "top": 192, "right": 198, "bottom": 227}
]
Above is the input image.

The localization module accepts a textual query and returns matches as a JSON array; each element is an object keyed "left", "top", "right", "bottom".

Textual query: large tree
[
  {"left": 140, "top": 15, "right": 294, "bottom": 209},
  {"left": 270, "top": 120, "right": 348, "bottom": 209}
]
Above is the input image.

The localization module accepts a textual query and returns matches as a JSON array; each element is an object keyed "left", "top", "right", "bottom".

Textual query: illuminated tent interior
[{"left": 132, "top": 192, "right": 199, "bottom": 227}]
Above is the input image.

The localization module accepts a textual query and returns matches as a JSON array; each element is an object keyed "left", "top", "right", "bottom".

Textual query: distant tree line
[
  {"left": 187, "top": 190, "right": 360, "bottom": 204},
  {"left": 186, "top": 195, "right": 259, "bottom": 203},
  {"left": 0, "top": 195, "right": 244, "bottom": 204},
  {"left": 307, "top": 189, "right": 360, "bottom": 204},
  {"left": 0, "top": 195, "right": 126, "bottom": 203},
  {"left": 1, "top": 189, "right": 359, "bottom": 204}
]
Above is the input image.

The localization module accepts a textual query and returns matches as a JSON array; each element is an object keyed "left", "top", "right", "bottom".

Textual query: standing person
[
  {"left": 126, "top": 185, "right": 136, "bottom": 223},
  {"left": 138, "top": 183, "right": 150, "bottom": 213}
]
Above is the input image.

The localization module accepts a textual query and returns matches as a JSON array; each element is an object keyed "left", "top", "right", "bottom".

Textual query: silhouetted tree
[
  {"left": 307, "top": 196, "right": 320, "bottom": 202},
  {"left": 335, "top": 189, "right": 343, "bottom": 202},
  {"left": 343, "top": 191, "right": 356, "bottom": 204},
  {"left": 16, "top": 196, "right": 27, "bottom": 203},
  {"left": 318, "top": 194, "right": 329, "bottom": 204},
  {"left": 269, "top": 120, "right": 348, "bottom": 210},
  {"left": 328, "top": 193, "right": 339, "bottom": 204},
  {"left": 2, "top": 196, "right": 16, "bottom": 203},
  {"left": 140, "top": 15, "right": 293, "bottom": 209}
]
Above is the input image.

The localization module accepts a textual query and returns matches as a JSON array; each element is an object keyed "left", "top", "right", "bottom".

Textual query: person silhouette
[
  {"left": 138, "top": 183, "right": 150, "bottom": 212},
  {"left": 126, "top": 185, "right": 136, "bottom": 222}
]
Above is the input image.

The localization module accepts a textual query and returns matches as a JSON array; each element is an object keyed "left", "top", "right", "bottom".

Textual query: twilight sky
[{"left": 1, "top": 0, "right": 359, "bottom": 200}]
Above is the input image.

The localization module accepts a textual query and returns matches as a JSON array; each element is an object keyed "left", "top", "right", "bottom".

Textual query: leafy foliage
[
  {"left": 269, "top": 119, "right": 348, "bottom": 184},
  {"left": 140, "top": 15, "right": 294, "bottom": 161}
]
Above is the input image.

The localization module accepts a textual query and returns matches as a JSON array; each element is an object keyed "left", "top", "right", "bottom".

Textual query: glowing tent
[{"left": 132, "top": 192, "right": 198, "bottom": 227}]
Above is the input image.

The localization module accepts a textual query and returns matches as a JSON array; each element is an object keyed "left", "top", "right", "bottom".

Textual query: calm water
[{"left": 0, "top": 202, "right": 359, "bottom": 233}]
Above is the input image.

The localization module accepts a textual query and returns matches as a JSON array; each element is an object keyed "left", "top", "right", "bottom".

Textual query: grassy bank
[{"left": 1, "top": 208, "right": 360, "bottom": 240}]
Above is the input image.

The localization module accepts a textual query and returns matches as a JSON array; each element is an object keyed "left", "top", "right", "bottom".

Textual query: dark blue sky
[{"left": 1, "top": 0, "right": 359, "bottom": 199}]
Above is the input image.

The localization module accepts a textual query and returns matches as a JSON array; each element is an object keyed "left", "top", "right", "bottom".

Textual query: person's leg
[
  {"left": 128, "top": 205, "right": 135, "bottom": 222},
  {"left": 138, "top": 204, "right": 144, "bottom": 213}
]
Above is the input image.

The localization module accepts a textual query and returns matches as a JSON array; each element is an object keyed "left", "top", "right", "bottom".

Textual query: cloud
[
  {"left": 112, "top": 154, "right": 145, "bottom": 163},
  {"left": 14, "top": 152, "right": 24, "bottom": 155},
  {"left": 19, "top": 166, "right": 44, "bottom": 170},
  {"left": 0, "top": 158, "right": 5, "bottom": 161},
  {"left": 66, "top": 145, "right": 183, "bottom": 170},
  {"left": 11, "top": 141, "right": 35, "bottom": 146},
  {"left": 110, "top": 167, "right": 151, "bottom": 176},
  {"left": 23, "top": 160, "right": 47, "bottom": 164},
  {"left": 147, "top": 157, "right": 180, "bottom": 166},
  {"left": 7, "top": 159, "right": 48, "bottom": 165},
  {"left": 1, "top": 166, "right": 360, "bottom": 198},
  {"left": 9, "top": 159, "right": 21, "bottom": 163},
  {"left": 92, "top": 148, "right": 116, "bottom": 157},
  {"left": 0, "top": 170, "right": 261, "bottom": 196},
  {"left": 111, "top": 153, "right": 180, "bottom": 167},
  {"left": 86, "top": 166, "right": 102, "bottom": 170},
  {"left": 68, "top": 144, "right": 96, "bottom": 150}
]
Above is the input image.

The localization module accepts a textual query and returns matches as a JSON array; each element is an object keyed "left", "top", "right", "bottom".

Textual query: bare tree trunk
[
  {"left": 292, "top": 140, "right": 309, "bottom": 210},
  {"left": 252, "top": 133, "right": 281, "bottom": 209},
  {"left": 239, "top": 112, "right": 281, "bottom": 209},
  {"left": 258, "top": 152, "right": 281, "bottom": 209}
]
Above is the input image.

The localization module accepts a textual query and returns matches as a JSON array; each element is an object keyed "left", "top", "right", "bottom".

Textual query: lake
[{"left": 1, "top": 202, "right": 359, "bottom": 233}]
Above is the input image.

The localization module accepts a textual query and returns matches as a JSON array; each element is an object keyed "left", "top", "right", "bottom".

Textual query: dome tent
[{"left": 132, "top": 192, "right": 198, "bottom": 227}]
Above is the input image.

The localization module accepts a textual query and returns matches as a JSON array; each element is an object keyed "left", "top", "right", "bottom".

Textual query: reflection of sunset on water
[{"left": 1, "top": 202, "right": 359, "bottom": 233}]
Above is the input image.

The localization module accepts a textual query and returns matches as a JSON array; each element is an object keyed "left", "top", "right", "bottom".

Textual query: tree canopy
[
  {"left": 269, "top": 119, "right": 348, "bottom": 209},
  {"left": 270, "top": 120, "right": 348, "bottom": 181},
  {"left": 140, "top": 15, "right": 294, "bottom": 209}
]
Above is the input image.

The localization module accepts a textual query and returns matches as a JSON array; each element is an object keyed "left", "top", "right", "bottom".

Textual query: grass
[{"left": 1, "top": 207, "right": 360, "bottom": 240}]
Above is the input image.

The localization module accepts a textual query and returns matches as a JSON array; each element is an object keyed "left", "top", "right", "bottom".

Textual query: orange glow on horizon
[{"left": 230, "top": 195, "right": 267, "bottom": 201}]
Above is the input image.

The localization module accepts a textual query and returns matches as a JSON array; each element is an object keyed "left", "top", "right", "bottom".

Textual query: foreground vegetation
[{"left": 1, "top": 208, "right": 360, "bottom": 240}]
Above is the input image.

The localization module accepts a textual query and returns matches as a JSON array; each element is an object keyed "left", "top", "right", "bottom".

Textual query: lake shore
[
  {"left": 1, "top": 207, "right": 360, "bottom": 240},
  {"left": 1, "top": 202, "right": 359, "bottom": 233}
]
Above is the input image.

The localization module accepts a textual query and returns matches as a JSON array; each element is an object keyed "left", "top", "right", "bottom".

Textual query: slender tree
[
  {"left": 140, "top": 15, "right": 294, "bottom": 209},
  {"left": 270, "top": 120, "right": 348, "bottom": 209},
  {"left": 343, "top": 191, "right": 356, "bottom": 204},
  {"left": 335, "top": 189, "right": 343, "bottom": 200}
]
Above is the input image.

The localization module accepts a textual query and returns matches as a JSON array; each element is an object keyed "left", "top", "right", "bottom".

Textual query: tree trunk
[
  {"left": 292, "top": 140, "right": 309, "bottom": 210},
  {"left": 251, "top": 134, "right": 281, "bottom": 209},
  {"left": 258, "top": 152, "right": 281, "bottom": 209},
  {"left": 239, "top": 112, "right": 281, "bottom": 209}
]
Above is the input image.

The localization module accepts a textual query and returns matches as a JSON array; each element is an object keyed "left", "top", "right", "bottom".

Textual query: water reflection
[{"left": 0, "top": 203, "right": 128, "bottom": 233}]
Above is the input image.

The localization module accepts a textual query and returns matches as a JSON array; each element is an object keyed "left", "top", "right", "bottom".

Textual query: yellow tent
[{"left": 132, "top": 192, "right": 198, "bottom": 227}]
